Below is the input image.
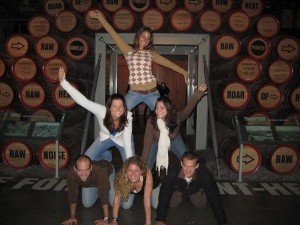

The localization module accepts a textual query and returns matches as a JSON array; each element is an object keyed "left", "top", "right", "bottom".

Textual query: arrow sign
[
  {"left": 1, "top": 92, "right": 11, "bottom": 97},
  {"left": 11, "top": 42, "right": 25, "bottom": 50},
  {"left": 237, "top": 154, "right": 255, "bottom": 164},
  {"left": 281, "top": 45, "right": 296, "bottom": 53},
  {"left": 189, "top": 0, "right": 201, "bottom": 5},
  {"left": 269, "top": 94, "right": 278, "bottom": 99}
]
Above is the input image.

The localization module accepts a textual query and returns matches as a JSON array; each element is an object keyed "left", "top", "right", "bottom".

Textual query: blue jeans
[
  {"left": 81, "top": 166, "right": 115, "bottom": 207},
  {"left": 125, "top": 89, "right": 160, "bottom": 111},
  {"left": 85, "top": 136, "right": 135, "bottom": 162},
  {"left": 147, "top": 135, "right": 187, "bottom": 169},
  {"left": 112, "top": 184, "right": 161, "bottom": 209}
]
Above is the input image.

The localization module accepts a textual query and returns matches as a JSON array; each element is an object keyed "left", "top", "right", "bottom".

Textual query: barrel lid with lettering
[
  {"left": 211, "top": 0, "right": 233, "bottom": 14},
  {"left": 183, "top": 0, "right": 206, "bottom": 13},
  {"left": 55, "top": 10, "right": 82, "bottom": 33},
  {"left": 30, "top": 109, "right": 56, "bottom": 122},
  {"left": 198, "top": 9, "right": 222, "bottom": 33},
  {"left": 169, "top": 8, "right": 194, "bottom": 32},
  {"left": 84, "top": 8, "right": 105, "bottom": 31},
  {"left": 246, "top": 36, "right": 271, "bottom": 60},
  {"left": 11, "top": 56, "right": 38, "bottom": 82},
  {"left": 0, "top": 82, "right": 14, "bottom": 108},
  {"left": 255, "top": 83, "right": 283, "bottom": 110},
  {"left": 19, "top": 82, "right": 46, "bottom": 109},
  {"left": 2, "top": 140, "right": 33, "bottom": 170},
  {"left": 269, "top": 145, "right": 300, "bottom": 175},
  {"left": 214, "top": 34, "right": 241, "bottom": 60},
  {"left": 112, "top": 7, "right": 136, "bottom": 32},
  {"left": 128, "top": 0, "right": 150, "bottom": 12},
  {"left": 222, "top": 80, "right": 251, "bottom": 109},
  {"left": 226, "top": 10, "right": 251, "bottom": 33},
  {"left": 27, "top": 15, "right": 53, "bottom": 38},
  {"left": 141, "top": 8, "right": 165, "bottom": 31},
  {"left": 288, "top": 86, "right": 300, "bottom": 111},
  {"left": 52, "top": 82, "right": 77, "bottom": 109},
  {"left": 38, "top": 141, "right": 70, "bottom": 170},
  {"left": 35, "top": 35, "right": 61, "bottom": 59},
  {"left": 5, "top": 34, "right": 35, "bottom": 58},
  {"left": 64, "top": 35, "right": 93, "bottom": 61},
  {"left": 43, "top": 56, "right": 68, "bottom": 82},
  {"left": 267, "top": 59, "right": 293, "bottom": 85},
  {"left": 241, "top": 0, "right": 263, "bottom": 18},
  {"left": 100, "top": 0, "right": 123, "bottom": 12},
  {"left": 274, "top": 36, "right": 300, "bottom": 61},
  {"left": 256, "top": 14, "right": 280, "bottom": 38},
  {"left": 70, "top": 0, "right": 93, "bottom": 13},
  {"left": 229, "top": 144, "right": 262, "bottom": 174},
  {"left": 44, "top": 0, "right": 67, "bottom": 17},
  {"left": 236, "top": 56, "right": 261, "bottom": 83},
  {"left": 155, "top": 0, "right": 177, "bottom": 12}
]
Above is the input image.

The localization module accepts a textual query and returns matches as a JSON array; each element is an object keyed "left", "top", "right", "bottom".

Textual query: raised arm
[
  {"left": 89, "top": 10, "right": 132, "bottom": 55},
  {"left": 58, "top": 67, "right": 106, "bottom": 116},
  {"left": 152, "top": 51, "right": 188, "bottom": 84},
  {"left": 177, "top": 84, "right": 207, "bottom": 122}
]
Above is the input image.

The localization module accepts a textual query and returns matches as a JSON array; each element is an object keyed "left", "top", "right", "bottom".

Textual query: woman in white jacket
[{"left": 58, "top": 67, "right": 135, "bottom": 162}]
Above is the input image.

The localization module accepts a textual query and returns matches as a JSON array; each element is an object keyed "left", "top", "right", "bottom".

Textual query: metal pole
[
  {"left": 55, "top": 113, "right": 65, "bottom": 179},
  {"left": 80, "top": 54, "right": 102, "bottom": 154},
  {"left": 202, "top": 55, "right": 220, "bottom": 179},
  {"left": 234, "top": 115, "right": 244, "bottom": 182}
]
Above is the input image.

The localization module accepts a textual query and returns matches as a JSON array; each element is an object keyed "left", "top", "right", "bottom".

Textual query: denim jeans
[
  {"left": 81, "top": 167, "right": 115, "bottom": 207},
  {"left": 84, "top": 136, "right": 135, "bottom": 162},
  {"left": 112, "top": 184, "right": 161, "bottom": 209},
  {"left": 125, "top": 89, "right": 160, "bottom": 111},
  {"left": 147, "top": 135, "right": 187, "bottom": 169}
]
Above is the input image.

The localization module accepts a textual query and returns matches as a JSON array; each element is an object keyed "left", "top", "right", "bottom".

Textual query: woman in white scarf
[{"left": 141, "top": 84, "right": 208, "bottom": 175}]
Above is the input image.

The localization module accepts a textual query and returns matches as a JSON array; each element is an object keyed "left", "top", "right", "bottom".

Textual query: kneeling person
[
  {"left": 155, "top": 151, "right": 227, "bottom": 225},
  {"left": 62, "top": 155, "right": 114, "bottom": 225}
]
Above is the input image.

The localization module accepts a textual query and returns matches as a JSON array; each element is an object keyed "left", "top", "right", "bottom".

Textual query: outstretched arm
[
  {"left": 177, "top": 84, "right": 207, "bottom": 122},
  {"left": 152, "top": 51, "right": 188, "bottom": 84},
  {"left": 89, "top": 10, "right": 132, "bottom": 55}
]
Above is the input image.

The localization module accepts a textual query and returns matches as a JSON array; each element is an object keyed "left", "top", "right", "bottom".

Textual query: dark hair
[
  {"left": 182, "top": 151, "right": 199, "bottom": 163},
  {"left": 75, "top": 155, "right": 92, "bottom": 169},
  {"left": 151, "top": 96, "right": 177, "bottom": 133},
  {"left": 103, "top": 93, "right": 128, "bottom": 132},
  {"left": 132, "top": 26, "right": 154, "bottom": 51}
]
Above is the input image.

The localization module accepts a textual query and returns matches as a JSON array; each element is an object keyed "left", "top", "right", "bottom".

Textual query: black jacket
[{"left": 156, "top": 162, "right": 227, "bottom": 225}]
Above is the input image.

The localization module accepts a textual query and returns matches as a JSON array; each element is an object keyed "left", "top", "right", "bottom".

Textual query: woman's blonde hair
[{"left": 114, "top": 156, "right": 148, "bottom": 200}]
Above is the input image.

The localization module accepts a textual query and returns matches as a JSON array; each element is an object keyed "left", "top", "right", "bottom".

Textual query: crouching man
[
  {"left": 155, "top": 151, "right": 227, "bottom": 225},
  {"left": 62, "top": 155, "right": 114, "bottom": 225}
]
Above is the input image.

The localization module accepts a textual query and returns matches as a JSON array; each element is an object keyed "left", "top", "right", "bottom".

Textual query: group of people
[{"left": 60, "top": 9, "right": 227, "bottom": 225}]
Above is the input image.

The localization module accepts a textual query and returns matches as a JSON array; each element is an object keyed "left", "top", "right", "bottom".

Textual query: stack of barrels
[{"left": 0, "top": 0, "right": 299, "bottom": 175}]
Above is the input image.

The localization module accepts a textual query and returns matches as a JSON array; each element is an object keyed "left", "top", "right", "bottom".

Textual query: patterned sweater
[{"left": 95, "top": 12, "right": 188, "bottom": 91}]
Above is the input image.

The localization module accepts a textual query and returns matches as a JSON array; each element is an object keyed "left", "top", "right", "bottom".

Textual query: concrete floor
[{"left": 1, "top": 116, "right": 300, "bottom": 225}]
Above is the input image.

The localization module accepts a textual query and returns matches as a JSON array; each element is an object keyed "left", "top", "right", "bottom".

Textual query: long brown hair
[
  {"left": 132, "top": 26, "right": 154, "bottom": 51},
  {"left": 151, "top": 96, "right": 177, "bottom": 133},
  {"left": 103, "top": 94, "right": 128, "bottom": 132},
  {"left": 114, "top": 156, "right": 149, "bottom": 200}
]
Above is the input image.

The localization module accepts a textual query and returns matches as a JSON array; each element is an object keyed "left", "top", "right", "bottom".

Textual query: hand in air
[
  {"left": 88, "top": 10, "right": 101, "bottom": 19},
  {"left": 58, "top": 67, "right": 66, "bottom": 83},
  {"left": 198, "top": 84, "right": 208, "bottom": 94}
]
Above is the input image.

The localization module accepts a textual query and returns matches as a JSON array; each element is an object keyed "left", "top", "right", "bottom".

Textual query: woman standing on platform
[
  {"left": 110, "top": 156, "right": 160, "bottom": 225},
  {"left": 89, "top": 10, "right": 188, "bottom": 111},
  {"left": 141, "top": 84, "right": 208, "bottom": 174},
  {"left": 58, "top": 67, "right": 134, "bottom": 162}
]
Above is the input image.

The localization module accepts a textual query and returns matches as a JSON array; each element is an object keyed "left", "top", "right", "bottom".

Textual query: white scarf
[{"left": 156, "top": 118, "right": 170, "bottom": 174}]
